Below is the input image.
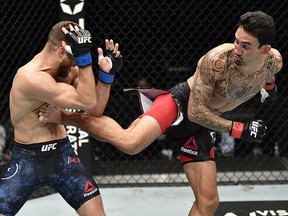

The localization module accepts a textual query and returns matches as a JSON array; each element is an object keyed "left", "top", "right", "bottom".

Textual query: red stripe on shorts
[{"left": 141, "top": 93, "right": 178, "bottom": 134}]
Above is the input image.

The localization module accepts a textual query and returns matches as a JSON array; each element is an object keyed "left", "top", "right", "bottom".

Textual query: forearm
[
  {"left": 85, "top": 81, "right": 111, "bottom": 116},
  {"left": 64, "top": 26, "right": 96, "bottom": 109},
  {"left": 76, "top": 66, "right": 97, "bottom": 108},
  {"left": 61, "top": 110, "right": 84, "bottom": 128},
  {"left": 188, "top": 105, "right": 232, "bottom": 133}
]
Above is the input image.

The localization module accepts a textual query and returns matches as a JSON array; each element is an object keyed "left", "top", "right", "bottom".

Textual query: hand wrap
[{"left": 98, "top": 49, "right": 123, "bottom": 84}]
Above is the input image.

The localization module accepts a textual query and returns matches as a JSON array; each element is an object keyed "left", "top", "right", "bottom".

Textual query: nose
[{"left": 234, "top": 43, "right": 242, "bottom": 55}]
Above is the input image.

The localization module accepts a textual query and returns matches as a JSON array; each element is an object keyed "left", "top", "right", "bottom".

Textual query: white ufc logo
[
  {"left": 250, "top": 121, "right": 259, "bottom": 138},
  {"left": 78, "top": 37, "right": 92, "bottom": 44},
  {"left": 41, "top": 143, "right": 57, "bottom": 152}
]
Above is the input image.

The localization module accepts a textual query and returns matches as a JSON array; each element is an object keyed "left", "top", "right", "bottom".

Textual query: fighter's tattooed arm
[
  {"left": 187, "top": 54, "right": 232, "bottom": 133},
  {"left": 264, "top": 50, "right": 283, "bottom": 83}
]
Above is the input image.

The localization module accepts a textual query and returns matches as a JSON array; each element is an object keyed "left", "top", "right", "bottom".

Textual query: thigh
[
  {"left": 183, "top": 161, "right": 218, "bottom": 202},
  {"left": 0, "top": 155, "right": 37, "bottom": 215},
  {"left": 55, "top": 144, "right": 101, "bottom": 211},
  {"left": 76, "top": 195, "right": 105, "bottom": 216}
]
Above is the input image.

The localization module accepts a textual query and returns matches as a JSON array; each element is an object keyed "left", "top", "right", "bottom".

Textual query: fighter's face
[{"left": 233, "top": 26, "right": 262, "bottom": 66}]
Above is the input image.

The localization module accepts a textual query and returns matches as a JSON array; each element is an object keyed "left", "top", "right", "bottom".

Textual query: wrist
[
  {"left": 75, "top": 53, "right": 92, "bottom": 68},
  {"left": 98, "top": 70, "right": 115, "bottom": 84},
  {"left": 230, "top": 121, "right": 244, "bottom": 139},
  {"left": 264, "top": 82, "right": 275, "bottom": 90}
]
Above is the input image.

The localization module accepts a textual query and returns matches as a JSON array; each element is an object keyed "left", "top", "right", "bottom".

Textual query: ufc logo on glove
[
  {"left": 78, "top": 36, "right": 92, "bottom": 44},
  {"left": 250, "top": 121, "right": 259, "bottom": 138}
]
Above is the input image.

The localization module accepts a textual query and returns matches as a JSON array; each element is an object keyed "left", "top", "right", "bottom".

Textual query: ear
[
  {"left": 60, "top": 40, "right": 73, "bottom": 56},
  {"left": 261, "top": 45, "right": 271, "bottom": 55},
  {"left": 61, "top": 40, "right": 67, "bottom": 48},
  {"left": 56, "top": 42, "right": 66, "bottom": 58}
]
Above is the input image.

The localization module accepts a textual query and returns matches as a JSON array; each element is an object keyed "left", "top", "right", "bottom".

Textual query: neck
[
  {"left": 33, "top": 48, "right": 58, "bottom": 75},
  {"left": 236, "top": 58, "right": 266, "bottom": 77}
]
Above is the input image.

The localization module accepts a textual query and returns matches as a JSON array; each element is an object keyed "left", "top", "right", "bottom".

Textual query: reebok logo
[
  {"left": 183, "top": 137, "right": 198, "bottom": 150},
  {"left": 84, "top": 181, "right": 98, "bottom": 197},
  {"left": 181, "top": 137, "right": 198, "bottom": 156},
  {"left": 181, "top": 147, "right": 198, "bottom": 156},
  {"left": 41, "top": 143, "right": 57, "bottom": 152}
]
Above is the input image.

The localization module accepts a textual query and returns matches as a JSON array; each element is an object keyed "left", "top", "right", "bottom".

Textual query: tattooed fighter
[{"left": 40, "top": 11, "right": 282, "bottom": 216}]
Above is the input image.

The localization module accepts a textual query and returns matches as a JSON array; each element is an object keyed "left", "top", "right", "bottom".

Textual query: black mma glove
[
  {"left": 260, "top": 82, "right": 278, "bottom": 103},
  {"left": 98, "top": 49, "right": 123, "bottom": 84},
  {"left": 65, "top": 29, "right": 92, "bottom": 68},
  {"left": 230, "top": 120, "right": 267, "bottom": 143}
]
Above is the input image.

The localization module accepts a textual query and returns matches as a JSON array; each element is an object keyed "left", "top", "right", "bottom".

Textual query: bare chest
[{"left": 213, "top": 68, "right": 269, "bottom": 103}]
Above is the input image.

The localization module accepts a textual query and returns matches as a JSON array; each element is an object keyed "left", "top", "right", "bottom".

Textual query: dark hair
[{"left": 239, "top": 11, "right": 276, "bottom": 47}]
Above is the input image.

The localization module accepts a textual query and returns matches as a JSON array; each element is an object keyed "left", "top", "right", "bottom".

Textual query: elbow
[
  {"left": 187, "top": 107, "right": 198, "bottom": 123},
  {"left": 82, "top": 94, "right": 97, "bottom": 108},
  {"left": 85, "top": 108, "right": 103, "bottom": 117},
  {"left": 82, "top": 99, "right": 98, "bottom": 116},
  {"left": 187, "top": 111, "right": 193, "bottom": 122}
]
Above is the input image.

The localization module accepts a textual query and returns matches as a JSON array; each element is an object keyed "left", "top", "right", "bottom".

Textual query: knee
[
  {"left": 115, "top": 128, "right": 152, "bottom": 155},
  {"left": 118, "top": 139, "right": 142, "bottom": 155},
  {"left": 206, "top": 194, "right": 219, "bottom": 212},
  {"left": 121, "top": 143, "right": 142, "bottom": 155},
  {"left": 193, "top": 194, "right": 219, "bottom": 215}
]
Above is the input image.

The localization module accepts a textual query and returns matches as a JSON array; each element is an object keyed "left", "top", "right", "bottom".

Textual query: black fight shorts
[
  {"left": 165, "top": 82, "right": 216, "bottom": 164},
  {"left": 0, "top": 138, "right": 100, "bottom": 215}
]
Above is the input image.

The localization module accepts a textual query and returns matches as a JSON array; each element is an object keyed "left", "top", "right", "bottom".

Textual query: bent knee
[
  {"left": 121, "top": 141, "right": 143, "bottom": 155},
  {"left": 116, "top": 127, "right": 156, "bottom": 155},
  {"left": 116, "top": 138, "right": 144, "bottom": 155}
]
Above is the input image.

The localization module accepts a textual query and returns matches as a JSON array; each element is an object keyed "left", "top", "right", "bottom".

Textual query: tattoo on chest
[{"left": 214, "top": 67, "right": 267, "bottom": 103}]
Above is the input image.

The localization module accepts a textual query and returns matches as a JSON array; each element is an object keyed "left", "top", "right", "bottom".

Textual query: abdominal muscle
[
  {"left": 10, "top": 98, "right": 67, "bottom": 144},
  {"left": 13, "top": 112, "right": 66, "bottom": 144}
]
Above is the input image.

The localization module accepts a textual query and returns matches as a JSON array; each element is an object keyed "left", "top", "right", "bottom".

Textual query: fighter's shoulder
[
  {"left": 268, "top": 48, "right": 283, "bottom": 73},
  {"left": 199, "top": 43, "right": 233, "bottom": 65},
  {"left": 270, "top": 48, "right": 282, "bottom": 62},
  {"left": 206, "top": 43, "right": 233, "bottom": 58},
  {"left": 14, "top": 66, "right": 52, "bottom": 89},
  {"left": 270, "top": 48, "right": 282, "bottom": 56}
]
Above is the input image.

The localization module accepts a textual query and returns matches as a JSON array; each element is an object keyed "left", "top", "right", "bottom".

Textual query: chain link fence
[{"left": 1, "top": 0, "right": 288, "bottom": 196}]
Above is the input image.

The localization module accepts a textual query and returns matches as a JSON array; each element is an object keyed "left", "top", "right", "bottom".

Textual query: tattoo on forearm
[{"left": 188, "top": 55, "right": 231, "bottom": 133}]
